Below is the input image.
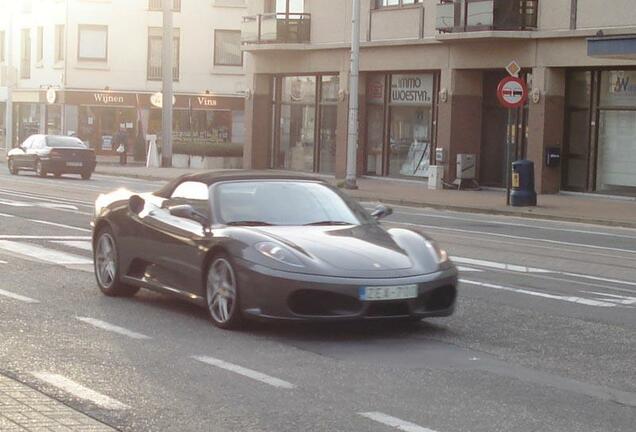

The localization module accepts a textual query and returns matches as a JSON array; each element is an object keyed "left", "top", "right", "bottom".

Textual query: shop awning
[{"left": 588, "top": 35, "right": 636, "bottom": 59}]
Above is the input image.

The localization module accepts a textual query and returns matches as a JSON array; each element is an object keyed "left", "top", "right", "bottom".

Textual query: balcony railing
[
  {"left": 436, "top": 0, "right": 538, "bottom": 33},
  {"left": 242, "top": 13, "right": 311, "bottom": 44}
]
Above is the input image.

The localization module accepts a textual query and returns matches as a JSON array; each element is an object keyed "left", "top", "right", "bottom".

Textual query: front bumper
[{"left": 235, "top": 259, "right": 458, "bottom": 322}]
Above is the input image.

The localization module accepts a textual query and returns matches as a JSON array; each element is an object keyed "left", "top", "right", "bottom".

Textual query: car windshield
[
  {"left": 45, "top": 136, "right": 87, "bottom": 148},
  {"left": 214, "top": 181, "right": 373, "bottom": 226}
]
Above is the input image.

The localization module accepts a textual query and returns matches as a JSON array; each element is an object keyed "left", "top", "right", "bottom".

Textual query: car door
[
  {"left": 29, "top": 136, "right": 46, "bottom": 169},
  {"left": 142, "top": 181, "right": 212, "bottom": 294},
  {"left": 13, "top": 136, "right": 33, "bottom": 168}
]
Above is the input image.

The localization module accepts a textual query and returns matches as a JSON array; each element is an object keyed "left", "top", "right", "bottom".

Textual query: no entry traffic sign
[{"left": 497, "top": 76, "right": 528, "bottom": 109}]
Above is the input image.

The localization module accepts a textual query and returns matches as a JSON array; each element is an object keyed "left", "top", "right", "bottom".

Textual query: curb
[
  {"left": 351, "top": 196, "right": 636, "bottom": 229},
  {"left": 91, "top": 169, "right": 636, "bottom": 229}
]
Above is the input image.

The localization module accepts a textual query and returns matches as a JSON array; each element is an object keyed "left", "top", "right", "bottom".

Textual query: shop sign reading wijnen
[{"left": 390, "top": 74, "right": 434, "bottom": 106}]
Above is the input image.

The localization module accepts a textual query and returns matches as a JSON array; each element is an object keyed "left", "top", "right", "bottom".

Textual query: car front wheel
[
  {"left": 205, "top": 255, "right": 242, "bottom": 329},
  {"left": 81, "top": 171, "right": 92, "bottom": 180},
  {"left": 8, "top": 158, "right": 18, "bottom": 175},
  {"left": 94, "top": 227, "right": 139, "bottom": 297}
]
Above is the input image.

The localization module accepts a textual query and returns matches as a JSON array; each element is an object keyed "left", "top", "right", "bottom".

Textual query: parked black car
[
  {"left": 92, "top": 171, "right": 458, "bottom": 330},
  {"left": 7, "top": 135, "right": 96, "bottom": 180}
]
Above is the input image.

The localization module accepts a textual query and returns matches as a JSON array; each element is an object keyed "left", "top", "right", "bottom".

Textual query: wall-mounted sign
[
  {"left": 390, "top": 74, "right": 434, "bottom": 106},
  {"left": 194, "top": 96, "right": 218, "bottom": 108},
  {"left": 46, "top": 88, "right": 57, "bottom": 104},
  {"left": 150, "top": 92, "right": 176, "bottom": 108}
]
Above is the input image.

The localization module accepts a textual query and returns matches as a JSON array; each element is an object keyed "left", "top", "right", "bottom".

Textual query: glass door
[{"left": 562, "top": 71, "right": 592, "bottom": 191}]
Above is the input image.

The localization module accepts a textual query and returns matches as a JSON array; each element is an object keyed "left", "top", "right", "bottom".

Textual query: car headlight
[
  {"left": 426, "top": 241, "right": 449, "bottom": 264},
  {"left": 255, "top": 242, "right": 304, "bottom": 268}
]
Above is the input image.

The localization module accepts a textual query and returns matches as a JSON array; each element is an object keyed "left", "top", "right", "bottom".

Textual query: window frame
[
  {"left": 214, "top": 29, "right": 243, "bottom": 67},
  {"left": 0, "top": 31, "right": 5, "bottom": 63},
  {"left": 147, "top": 27, "right": 180, "bottom": 81},
  {"left": 54, "top": 25, "right": 65, "bottom": 63},
  {"left": 20, "top": 28, "right": 31, "bottom": 79},
  {"left": 374, "top": 0, "right": 421, "bottom": 9},
  {"left": 77, "top": 24, "right": 109, "bottom": 62},
  {"left": 36, "top": 26, "right": 43, "bottom": 64},
  {"left": 148, "top": 0, "right": 181, "bottom": 12}
]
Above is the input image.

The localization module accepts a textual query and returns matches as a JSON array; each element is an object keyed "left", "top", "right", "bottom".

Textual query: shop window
[
  {"left": 596, "top": 71, "right": 636, "bottom": 193},
  {"left": 318, "top": 75, "right": 339, "bottom": 174},
  {"left": 278, "top": 76, "right": 316, "bottom": 172},
  {"left": 366, "top": 74, "right": 386, "bottom": 175},
  {"left": 147, "top": 27, "right": 180, "bottom": 81},
  {"left": 78, "top": 25, "right": 108, "bottom": 62},
  {"left": 54, "top": 25, "right": 65, "bottom": 63},
  {"left": 214, "top": 30, "right": 242, "bottom": 67},
  {"left": 388, "top": 73, "right": 434, "bottom": 178},
  {"left": 563, "top": 71, "right": 592, "bottom": 191},
  {"left": 20, "top": 29, "right": 31, "bottom": 79}
]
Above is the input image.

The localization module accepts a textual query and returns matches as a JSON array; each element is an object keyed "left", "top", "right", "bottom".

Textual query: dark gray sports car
[{"left": 92, "top": 171, "right": 457, "bottom": 329}]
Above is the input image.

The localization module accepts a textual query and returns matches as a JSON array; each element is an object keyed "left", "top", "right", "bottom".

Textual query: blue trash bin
[{"left": 510, "top": 160, "right": 537, "bottom": 207}]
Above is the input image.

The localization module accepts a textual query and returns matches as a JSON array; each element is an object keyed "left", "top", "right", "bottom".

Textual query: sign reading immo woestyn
[{"left": 390, "top": 74, "right": 434, "bottom": 105}]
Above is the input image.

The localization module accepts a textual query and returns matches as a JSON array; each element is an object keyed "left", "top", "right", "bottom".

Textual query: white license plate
[
  {"left": 359, "top": 284, "right": 418, "bottom": 301},
  {"left": 66, "top": 162, "right": 83, "bottom": 167}
]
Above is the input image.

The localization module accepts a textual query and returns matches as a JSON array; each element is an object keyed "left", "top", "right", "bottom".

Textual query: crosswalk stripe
[
  {"left": 0, "top": 240, "right": 92, "bottom": 265},
  {"left": 359, "top": 412, "right": 438, "bottom": 432},
  {"left": 52, "top": 240, "right": 93, "bottom": 252},
  {"left": 31, "top": 373, "right": 129, "bottom": 410},
  {"left": 0, "top": 288, "right": 39, "bottom": 303}
]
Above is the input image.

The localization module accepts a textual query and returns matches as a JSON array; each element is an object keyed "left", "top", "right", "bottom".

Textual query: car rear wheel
[
  {"left": 206, "top": 255, "right": 242, "bottom": 329},
  {"left": 94, "top": 227, "right": 139, "bottom": 297},
  {"left": 54, "top": 172, "right": 62, "bottom": 178},
  {"left": 8, "top": 158, "right": 18, "bottom": 175},
  {"left": 35, "top": 160, "right": 47, "bottom": 178},
  {"left": 81, "top": 171, "right": 92, "bottom": 180}
]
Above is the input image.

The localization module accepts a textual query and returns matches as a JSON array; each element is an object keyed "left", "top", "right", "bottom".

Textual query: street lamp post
[
  {"left": 161, "top": 0, "right": 174, "bottom": 167},
  {"left": 4, "top": 1, "right": 15, "bottom": 150},
  {"left": 345, "top": 0, "right": 360, "bottom": 189}
]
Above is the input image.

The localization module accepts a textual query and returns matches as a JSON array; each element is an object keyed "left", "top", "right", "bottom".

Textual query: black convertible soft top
[{"left": 154, "top": 170, "right": 327, "bottom": 198}]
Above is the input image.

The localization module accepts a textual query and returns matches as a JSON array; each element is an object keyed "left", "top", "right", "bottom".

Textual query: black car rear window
[{"left": 45, "top": 136, "right": 87, "bottom": 148}]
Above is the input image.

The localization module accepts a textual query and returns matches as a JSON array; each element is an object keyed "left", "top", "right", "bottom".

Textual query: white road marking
[
  {"left": 586, "top": 292, "right": 636, "bottom": 305},
  {"left": 393, "top": 221, "right": 636, "bottom": 255},
  {"left": 359, "top": 412, "right": 438, "bottom": 432},
  {"left": 76, "top": 317, "right": 151, "bottom": 340},
  {"left": 0, "top": 212, "right": 15, "bottom": 218},
  {"left": 31, "top": 372, "right": 129, "bottom": 410},
  {"left": 0, "top": 235, "right": 91, "bottom": 240},
  {"left": 0, "top": 288, "right": 39, "bottom": 303},
  {"left": 52, "top": 240, "right": 93, "bottom": 251},
  {"left": 0, "top": 199, "right": 31, "bottom": 207},
  {"left": 453, "top": 257, "right": 550, "bottom": 274},
  {"left": 30, "top": 219, "right": 91, "bottom": 232},
  {"left": 0, "top": 240, "right": 92, "bottom": 265},
  {"left": 456, "top": 266, "right": 483, "bottom": 272},
  {"left": 192, "top": 355, "right": 296, "bottom": 389},
  {"left": 460, "top": 278, "right": 618, "bottom": 308},
  {"left": 377, "top": 204, "right": 636, "bottom": 239},
  {"left": 0, "top": 188, "right": 93, "bottom": 206},
  {"left": 453, "top": 256, "right": 636, "bottom": 287}
]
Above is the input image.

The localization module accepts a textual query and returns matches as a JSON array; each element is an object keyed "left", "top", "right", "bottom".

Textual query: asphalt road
[{"left": 0, "top": 167, "right": 634, "bottom": 432}]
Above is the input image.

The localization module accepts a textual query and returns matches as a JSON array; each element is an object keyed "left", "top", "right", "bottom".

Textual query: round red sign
[{"left": 497, "top": 76, "right": 528, "bottom": 109}]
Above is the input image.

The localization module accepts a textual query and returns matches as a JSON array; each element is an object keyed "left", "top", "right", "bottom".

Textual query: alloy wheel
[
  {"left": 207, "top": 258, "right": 237, "bottom": 325},
  {"left": 95, "top": 233, "right": 117, "bottom": 289},
  {"left": 36, "top": 160, "right": 46, "bottom": 177}
]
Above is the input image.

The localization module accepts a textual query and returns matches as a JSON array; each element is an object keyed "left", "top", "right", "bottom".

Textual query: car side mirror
[
  {"left": 169, "top": 204, "right": 210, "bottom": 226},
  {"left": 129, "top": 195, "right": 145, "bottom": 215},
  {"left": 371, "top": 205, "right": 393, "bottom": 220}
]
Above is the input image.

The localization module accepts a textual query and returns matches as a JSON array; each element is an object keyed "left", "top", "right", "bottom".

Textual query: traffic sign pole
[{"left": 497, "top": 76, "right": 527, "bottom": 206}]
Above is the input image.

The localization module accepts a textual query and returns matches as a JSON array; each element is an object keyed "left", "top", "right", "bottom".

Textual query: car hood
[{"left": 249, "top": 224, "right": 439, "bottom": 278}]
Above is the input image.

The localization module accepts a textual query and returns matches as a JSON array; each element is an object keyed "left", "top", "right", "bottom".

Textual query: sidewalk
[
  {"left": 92, "top": 164, "right": 636, "bottom": 228},
  {"left": 0, "top": 373, "right": 116, "bottom": 432},
  {"left": 2, "top": 148, "right": 635, "bottom": 228}
]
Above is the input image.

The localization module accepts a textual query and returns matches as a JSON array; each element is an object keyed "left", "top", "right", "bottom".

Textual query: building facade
[
  {"left": 241, "top": 0, "right": 636, "bottom": 195},
  {"left": 1, "top": 0, "right": 247, "bottom": 154}
]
